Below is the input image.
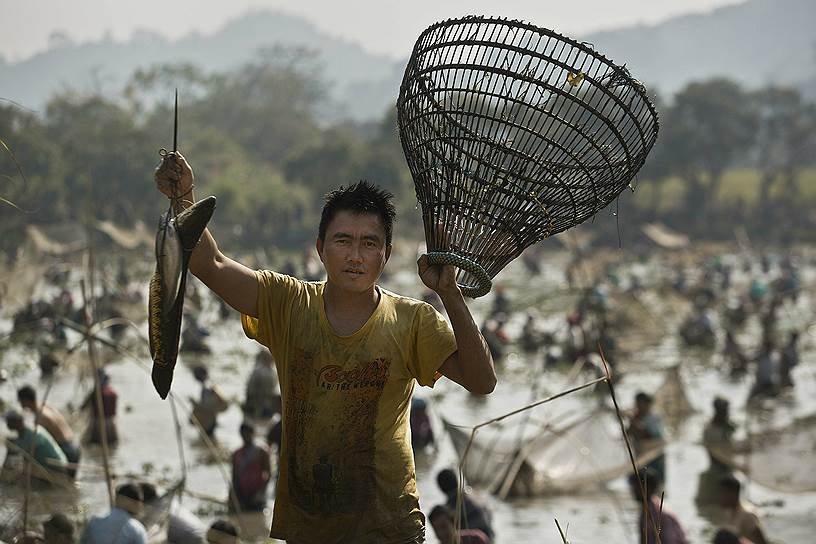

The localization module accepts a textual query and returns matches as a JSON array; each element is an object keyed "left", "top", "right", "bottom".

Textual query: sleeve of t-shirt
[
  {"left": 241, "top": 270, "right": 299, "bottom": 361},
  {"left": 408, "top": 302, "right": 458, "bottom": 387}
]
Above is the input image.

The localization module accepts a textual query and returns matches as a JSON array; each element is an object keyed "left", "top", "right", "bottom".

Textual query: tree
[
  {"left": 752, "top": 86, "right": 816, "bottom": 204},
  {"left": 662, "top": 79, "right": 758, "bottom": 215}
]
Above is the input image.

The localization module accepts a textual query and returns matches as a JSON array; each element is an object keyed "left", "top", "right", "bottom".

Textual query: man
[
  {"left": 723, "top": 329, "right": 748, "bottom": 376},
  {"left": 155, "top": 154, "right": 496, "bottom": 543},
  {"left": 243, "top": 349, "right": 280, "bottom": 419},
  {"left": 42, "top": 513, "right": 74, "bottom": 544},
  {"left": 409, "top": 397, "right": 435, "bottom": 452},
  {"left": 79, "top": 483, "right": 147, "bottom": 544},
  {"left": 718, "top": 476, "right": 768, "bottom": 544},
  {"left": 435, "top": 469, "right": 494, "bottom": 541},
  {"left": 139, "top": 482, "right": 206, "bottom": 544},
  {"left": 3, "top": 410, "right": 68, "bottom": 480},
  {"left": 748, "top": 339, "right": 777, "bottom": 400},
  {"left": 189, "top": 366, "right": 228, "bottom": 437},
  {"left": 628, "top": 392, "right": 666, "bottom": 486},
  {"left": 697, "top": 397, "right": 737, "bottom": 506},
  {"left": 703, "top": 397, "right": 737, "bottom": 467},
  {"left": 229, "top": 422, "right": 271, "bottom": 512},
  {"left": 428, "top": 506, "right": 490, "bottom": 544},
  {"left": 81, "top": 370, "right": 118, "bottom": 445},
  {"left": 778, "top": 331, "right": 799, "bottom": 388},
  {"left": 17, "top": 385, "right": 81, "bottom": 478},
  {"left": 630, "top": 468, "right": 688, "bottom": 544}
]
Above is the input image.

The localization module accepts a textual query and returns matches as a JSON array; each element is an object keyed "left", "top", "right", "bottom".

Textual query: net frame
[{"left": 397, "top": 16, "right": 659, "bottom": 297}]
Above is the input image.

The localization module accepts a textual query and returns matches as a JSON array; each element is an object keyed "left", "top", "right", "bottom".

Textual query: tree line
[{"left": 1, "top": 49, "right": 815, "bottom": 259}]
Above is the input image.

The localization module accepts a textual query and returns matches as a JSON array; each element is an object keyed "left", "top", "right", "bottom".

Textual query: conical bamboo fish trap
[{"left": 397, "top": 16, "right": 659, "bottom": 297}]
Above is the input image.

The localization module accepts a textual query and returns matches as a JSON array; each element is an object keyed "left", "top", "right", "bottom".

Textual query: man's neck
[{"left": 323, "top": 281, "right": 379, "bottom": 317}]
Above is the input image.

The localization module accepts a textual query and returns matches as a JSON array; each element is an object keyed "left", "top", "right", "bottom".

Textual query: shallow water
[{"left": 1, "top": 247, "right": 815, "bottom": 543}]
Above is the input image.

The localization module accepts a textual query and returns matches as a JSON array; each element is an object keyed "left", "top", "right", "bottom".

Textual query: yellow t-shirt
[{"left": 241, "top": 270, "right": 458, "bottom": 544}]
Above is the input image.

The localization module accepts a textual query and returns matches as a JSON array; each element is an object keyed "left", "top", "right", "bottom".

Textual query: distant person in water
[
  {"left": 243, "top": 349, "right": 280, "bottom": 419},
  {"left": 79, "top": 482, "right": 147, "bottom": 544},
  {"left": 723, "top": 329, "right": 748, "bottom": 376},
  {"left": 520, "top": 312, "right": 540, "bottom": 354},
  {"left": 703, "top": 397, "right": 737, "bottom": 468},
  {"left": 428, "top": 505, "right": 490, "bottom": 544},
  {"left": 697, "top": 397, "right": 738, "bottom": 507},
  {"left": 748, "top": 339, "right": 777, "bottom": 400},
  {"left": 718, "top": 476, "right": 768, "bottom": 544},
  {"left": 778, "top": 331, "right": 799, "bottom": 388},
  {"left": 82, "top": 369, "right": 118, "bottom": 445},
  {"left": 190, "top": 365, "right": 228, "bottom": 438},
  {"left": 230, "top": 422, "right": 271, "bottom": 512},
  {"left": 628, "top": 392, "right": 666, "bottom": 486},
  {"left": 409, "top": 397, "right": 435, "bottom": 452},
  {"left": 17, "top": 385, "right": 81, "bottom": 478},
  {"left": 2, "top": 409, "right": 69, "bottom": 481},
  {"left": 38, "top": 350, "right": 60, "bottom": 378},
  {"left": 630, "top": 467, "right": 688, "bottom": 544},
  {"left": 139, "top": 482, "right": 206, "bottom": 544},
  {"left": 435, "top": 468, "right": 494, "bottom": 542},
  {"left": 43, "top": 513, "right": 75, "bottom": 544}
]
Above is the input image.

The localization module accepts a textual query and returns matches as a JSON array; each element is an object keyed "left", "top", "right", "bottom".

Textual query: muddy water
[{"left": 1, "top": 248, "right": 815, "bottom": 543}]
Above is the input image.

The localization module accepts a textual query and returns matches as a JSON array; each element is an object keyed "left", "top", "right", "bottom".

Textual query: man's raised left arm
[{"left": 417, "top": 256, "right": 496, "bottom": 394}]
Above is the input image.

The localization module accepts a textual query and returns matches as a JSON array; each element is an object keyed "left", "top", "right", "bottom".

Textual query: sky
[{"left": 0, "top": 0, "right": 746, "bottom": 62}]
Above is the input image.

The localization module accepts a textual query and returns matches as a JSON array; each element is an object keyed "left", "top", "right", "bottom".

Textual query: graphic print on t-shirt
[{"left": 285, "top": 346, "right": 391, "bottom": 516}]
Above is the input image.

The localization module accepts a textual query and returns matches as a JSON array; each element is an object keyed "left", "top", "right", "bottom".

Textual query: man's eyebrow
[{"left": 331, "top": 232, "right": 382, "bottom": 242}]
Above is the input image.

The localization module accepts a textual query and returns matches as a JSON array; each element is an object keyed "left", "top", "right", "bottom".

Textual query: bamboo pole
[{"left": 80, "top": 278, "right": 114, "bottom": 508}]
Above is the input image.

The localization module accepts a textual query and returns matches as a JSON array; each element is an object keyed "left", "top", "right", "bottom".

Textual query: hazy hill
[
  {"left": 0, "top": 10, "right": 403, "bottom": 120},
  {"left": 583, "top": 0, "right": 816, "bottom": 97},
  {"left": 0, "top": 0, "right": 814, "bottom": 121}
]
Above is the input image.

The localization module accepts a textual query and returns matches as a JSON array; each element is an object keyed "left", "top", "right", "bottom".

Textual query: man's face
[
  {"left": 718, "top": 488, "right": 737, "bottom": 509},
  {"left": 316, "top": 210, "right": 391, "bottom": 294},
  {"left": 636, "top": 399, "right": 651, "bottom": 415}
]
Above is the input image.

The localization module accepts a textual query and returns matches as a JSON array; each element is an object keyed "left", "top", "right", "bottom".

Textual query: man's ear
[
  {"left": 385, "top": 244, "right": 392, "bottom": 264},
  {"left": 315, "top": 238, "right": 324, "bottom": 262}
]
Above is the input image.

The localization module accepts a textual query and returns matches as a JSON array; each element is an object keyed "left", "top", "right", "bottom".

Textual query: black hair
[
  {"left": 139, "top": 482, "right": 158, "bottom": 503},
  {"left": 712, "top": 529, "right": 741, "bottom": 544},
  {"left": 428, "top": 505, "right": 454, "bottom": 523},
  {"left": 209, "top": 519, "right": 239, "bottom": 537},
  {"left": 43, "top": 513, "right": 74, "bottom": 537},
  {"left": 240, "top": 422, "right": 255, "bottom": 435},
  {"left": 17, "top": 385, "right": 36, "bottom": 403},
  {"left": 719, "top": 475, "right": 741, "bottom": 494},
  {"left": 436, "top": 468, "right": 458, "bottom": 495},
  {"left": 318, "top": 181, "right": 396, "bottom": 246},
  {"left": 635, "top": 391, "right": 653, "bottom": 404},
  {"left": 116, "top": 482, "right": 143, "bottom": 503}
]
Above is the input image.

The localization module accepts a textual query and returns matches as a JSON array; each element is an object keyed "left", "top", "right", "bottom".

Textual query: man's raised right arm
[{"left": 155, "top": 152, "right": 259, "bottom": 318}]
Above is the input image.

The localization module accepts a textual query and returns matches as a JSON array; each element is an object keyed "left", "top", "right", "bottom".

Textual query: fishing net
[
  {"left": 444, "top": 406, "right": 664, "bottom": 496},
  {"left": 709, "top": 413, "right": 816, "bottom": 493},
  {"left": 397, "top": 16, "right": 659, "bottom": 297}
]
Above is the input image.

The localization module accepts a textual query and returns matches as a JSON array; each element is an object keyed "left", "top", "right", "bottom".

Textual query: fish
[{"left": 149, "top": 196, "right": 216, "bottom": 399}]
